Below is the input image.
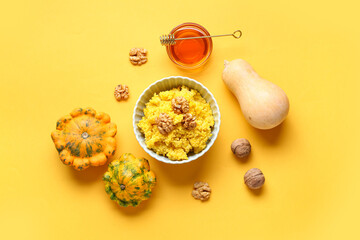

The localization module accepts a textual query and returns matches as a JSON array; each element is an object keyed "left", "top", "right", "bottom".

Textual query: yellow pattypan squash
[{"left": 103, "top": 153, "right": 157, "bottom": 207}]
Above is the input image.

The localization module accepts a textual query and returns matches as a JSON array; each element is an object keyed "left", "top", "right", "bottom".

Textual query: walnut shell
[
  {"left": 231, "top": 138, "right": 251, "bottom": 158},
  {"left": 244, "top": 168, "right": 265, "bottom": 190}
]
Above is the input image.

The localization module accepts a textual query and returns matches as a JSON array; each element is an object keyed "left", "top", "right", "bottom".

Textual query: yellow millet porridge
[{"left": 138, "top": 86, "right": 214, "bottom": 161}]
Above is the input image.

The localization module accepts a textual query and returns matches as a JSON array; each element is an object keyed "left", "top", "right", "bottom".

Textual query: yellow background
[{"left": 1, "top": 0, "right": 359, "bottom": 239}]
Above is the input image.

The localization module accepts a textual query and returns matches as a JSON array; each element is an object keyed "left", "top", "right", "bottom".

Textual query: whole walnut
[
  {"left": 231, "top": 138, "right": 251, "bottom": 158},
  {"left": 244, "top": 168, "right": 265, "bottom": 190}
]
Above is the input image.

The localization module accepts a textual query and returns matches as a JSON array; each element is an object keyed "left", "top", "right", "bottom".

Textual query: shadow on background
[
  {"left": 154, "top": 156, "right": 207, "bottom": 186},
  {"left": 67, "top": 153, "right": 122, "bottom": 183},
  {"left": 113, "top": 190, "right": 156, "bottom": 216},
  {"left": 68, "top": 164, "right": 108, "bottom": 184},
  {"left": 246, "top": 185, "right": 265, "bottom": 197},
  {"left": 172, "top": 57, "right": 214, "bottom": 80},
  {"left": 250, "top": 120, "right": 288, "bottom": 145}
]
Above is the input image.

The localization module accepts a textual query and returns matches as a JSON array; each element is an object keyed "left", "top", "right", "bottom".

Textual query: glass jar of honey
[{"left": 166, "top": 23, "right": 213, "bottom": 69}]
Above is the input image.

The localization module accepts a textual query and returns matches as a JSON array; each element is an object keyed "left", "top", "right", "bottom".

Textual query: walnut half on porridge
[
  {"left": 192, "top": 181, "right": 211, "bottom": 201},
  {"left": 172, "top": 96, "right": 189, "bottom": 114},
  {"left": 155, "top": 113, "right": 174, "bottom": 135},
  {"left": 182, "top": 113, "right": 197, "bottom": 130}
]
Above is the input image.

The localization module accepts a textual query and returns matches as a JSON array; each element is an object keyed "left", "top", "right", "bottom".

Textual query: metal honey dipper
[{"left": 160, "top": 30, "right": 242, "bottom": 46}]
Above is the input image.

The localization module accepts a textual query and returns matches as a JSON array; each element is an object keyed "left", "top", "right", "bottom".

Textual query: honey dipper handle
[
  {"left": 160, "top": 30, "right": 242, "bottom": 46},
  {"left": 175, "top": 30, "right": 242, "bottom": 40}
]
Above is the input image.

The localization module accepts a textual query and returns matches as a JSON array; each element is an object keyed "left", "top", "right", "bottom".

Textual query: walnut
[
  {"left": 244, "top": 168, "right": 265, "bottom": 190},
  {"left": 182, "top": 113, "right": 197, "bottom": 130},
  {"left": 155, "top": 113, "right": 174, "bottom": 135},
  {"left": 192, "top": 181, "right": 211, "bottom": 201},
  {"left": 172, "top": 96, "right": 189, "bottom": 114},
  {"left": 129, "top": 48, "right": 148, "bottom": 65},
  {"left": 114, "top": 84, "right": 129, "bottom": 101},
  {"left": 231, "top": 138, "right": 251, "bottom": 158}
]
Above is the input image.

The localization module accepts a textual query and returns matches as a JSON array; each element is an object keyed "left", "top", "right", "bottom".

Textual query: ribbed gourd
[
  {"left": 103, "top": 153, "right": 157, "bottom": 207},
  {"left": 51, "top": 107, "right": 117, "bottom": 171}
]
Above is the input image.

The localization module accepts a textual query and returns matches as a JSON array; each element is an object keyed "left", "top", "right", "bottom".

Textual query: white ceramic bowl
[{"left": 133, "top": 76, "right": 221, "bottom": 164}]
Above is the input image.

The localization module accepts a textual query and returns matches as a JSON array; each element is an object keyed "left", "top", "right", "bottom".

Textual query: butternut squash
[{"left": 222, "top": 59, "right": 289, "bottom": 129}]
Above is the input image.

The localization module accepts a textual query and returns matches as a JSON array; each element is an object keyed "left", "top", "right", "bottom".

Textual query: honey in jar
[{"left": 166, "top": 23, "right": 213, "bottom": 69}]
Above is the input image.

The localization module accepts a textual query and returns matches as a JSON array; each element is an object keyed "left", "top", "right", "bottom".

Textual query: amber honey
[{"left": 166, "top": 23, "right": 213, "bottom": 69}]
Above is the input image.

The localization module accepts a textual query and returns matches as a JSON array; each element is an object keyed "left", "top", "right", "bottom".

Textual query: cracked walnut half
[
  {"left": 192, "top": 181, "right": 211, "bottom": 201},
  {"left": 172, "top": 96, "right": 189, "bottom": 114},
  {"left": 129, "top": 48, "right": 148, "bottom": 65},
  {"left": 114, "top": 84, "right": 129, "bottom": 101},
  {"left": 155, "top": 113, "right": 174, "bottom": 135},
  {"left": 182, "top": 113, "right": 197, "bottom": 130}
]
